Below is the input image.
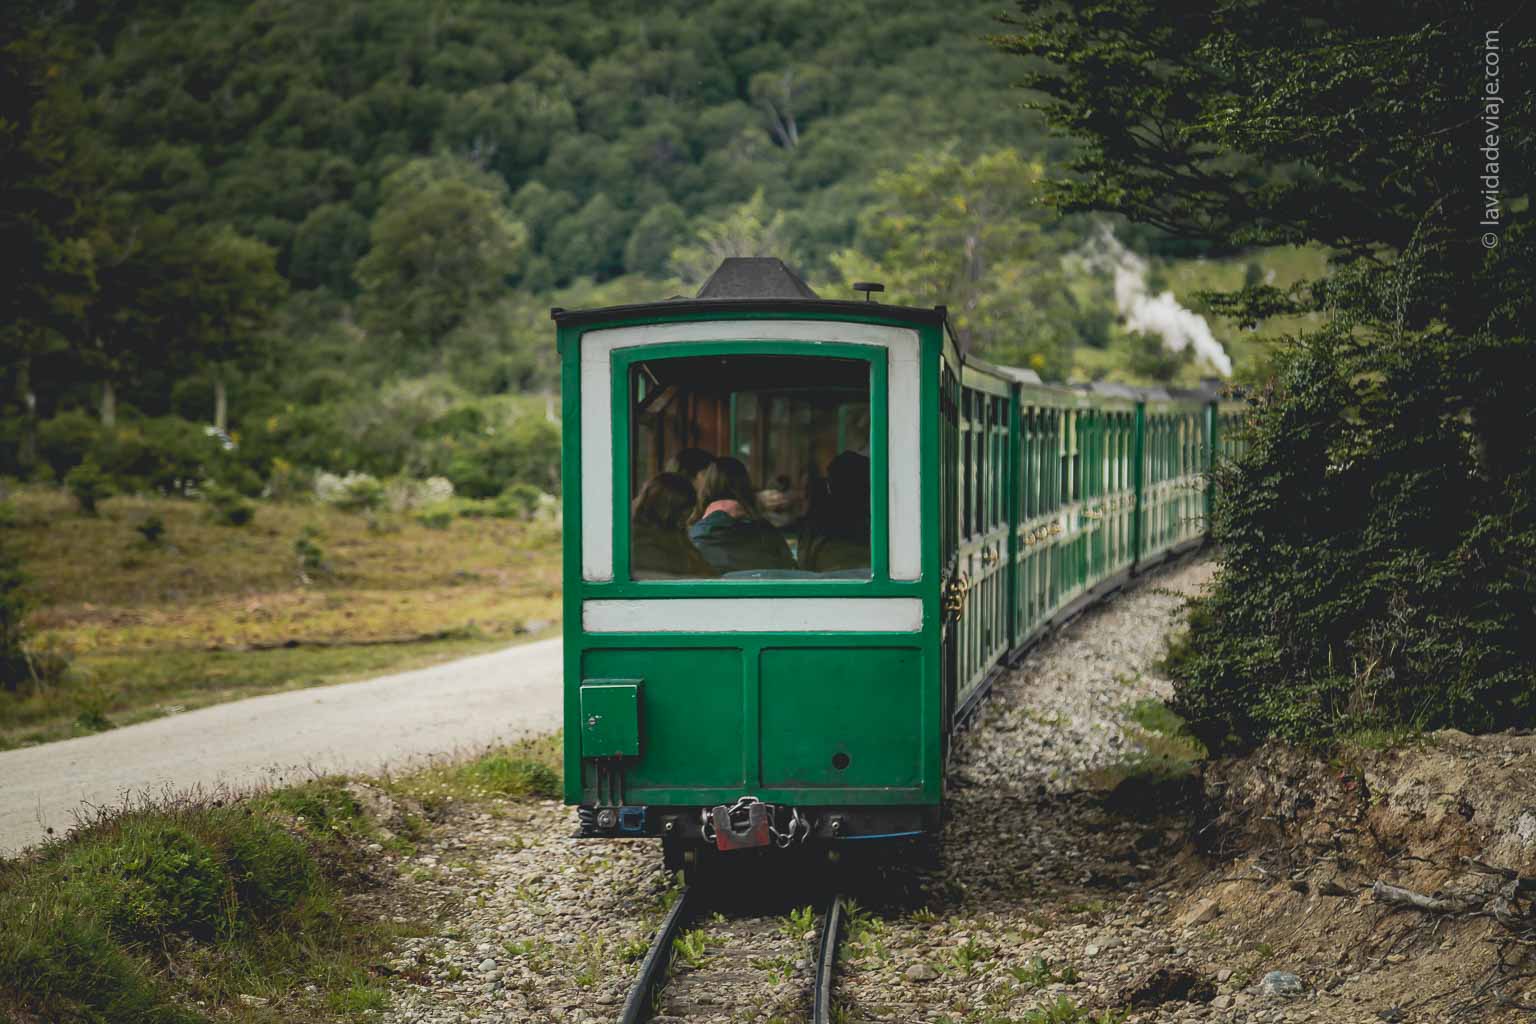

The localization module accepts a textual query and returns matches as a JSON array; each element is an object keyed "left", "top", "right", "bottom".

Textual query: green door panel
[
  {"left": 579, "top": 681, "right": 640, "bottom": 758},
  {"left": 759, "top": 647, "right": 924, "bottom": 788},
  {"left": 581, "top": 648, "right": 744, "bottom": 789}
]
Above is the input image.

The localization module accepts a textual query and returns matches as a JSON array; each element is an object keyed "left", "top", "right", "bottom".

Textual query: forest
[{"left": 2, "top": 0, "right": 1301, "bottom": 503}]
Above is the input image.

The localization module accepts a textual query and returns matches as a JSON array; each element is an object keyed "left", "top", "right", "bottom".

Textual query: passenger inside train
[
  {"left": 686, "top": 458, "right": 796, "bottom": 574},
  {"left": 628, "top": 353, "right": 872, "bottom": 579},
  {"left": 629, "top": 472, "right": 718, "bottom": 580}
]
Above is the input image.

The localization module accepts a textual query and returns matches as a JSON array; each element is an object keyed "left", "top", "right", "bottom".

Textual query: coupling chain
[{"left": 699, "top": 796, "right": 810, "bottom": 848}]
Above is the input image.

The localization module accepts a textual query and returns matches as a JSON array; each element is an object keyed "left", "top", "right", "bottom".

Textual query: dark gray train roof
[{"left": 695, "top": 257, "right": 821, "bottom": 299}]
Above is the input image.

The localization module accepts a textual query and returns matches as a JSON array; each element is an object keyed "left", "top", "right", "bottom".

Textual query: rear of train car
[{"left": 553, "top": 258, "right": 1235, "bottom": 865}]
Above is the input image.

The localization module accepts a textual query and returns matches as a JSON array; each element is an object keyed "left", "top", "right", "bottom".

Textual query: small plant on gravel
[
  {"left": 908, "top": 906, "right": 939, "bottom": 924},
  {"left": 842, "top": 902, "right": 886, "bottom": 963},
  {"left": 573, "top": 933, "right": 608, "bottom": 987},
  {"left": 674, "top": 927, "right": 716, "bottom": 969},
  {"left": 1020, "top": 997, "right": 1126, "bottom": 1024},
  {"left": 949, "top": 936, "right": 996, "bottom": 975},
  {"left": 1010, "top": 956, "right": 1078, "bottom": 990},
  {"left": 783, "top": 904, "right": 815, "bottom": 940},
  {"left": 619, "top": 937, "right": 650, "bottom": 963}
]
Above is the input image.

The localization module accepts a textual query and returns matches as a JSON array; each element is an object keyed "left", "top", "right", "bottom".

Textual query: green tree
[
  {"left": 831, "top": 148, "right": 1078, "bottom": 375},
  {"left": 0, "top": 22, "right": 96, "bottom": 467},
  {"left": 188, "top": 228, "right": 287, "bottom": 432},
  {"left": 355, "top": 157, "right": 526, "bottom": 361},
  {"left": 995, "top": 1, "right": 1534, "bottom": 747},
  {"left": 623, "top": 202, "right": 689, "bottom": 277}
]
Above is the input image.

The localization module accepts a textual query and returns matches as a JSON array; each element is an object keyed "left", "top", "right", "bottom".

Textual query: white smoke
[{"left": 1084, "top": 224, "right": 1232, "bottom": 378}]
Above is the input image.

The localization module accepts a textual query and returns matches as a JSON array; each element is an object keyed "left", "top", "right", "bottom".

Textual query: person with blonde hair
[{"left": 687, "top": 457, "right": 794, "bottom": 574}]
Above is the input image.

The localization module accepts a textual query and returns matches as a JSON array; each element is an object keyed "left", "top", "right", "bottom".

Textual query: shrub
[
  {"left": 64, "top": 461, "right": 113, "bottom": 515},
  {"left": 36, "top": 410, "right": 101, "bottom": 477},
  {"left": 135, "top": 516, "right": 166, "bottom": 546},
  {"left": 123, "top": 418, "right": 226, "bottom": 496},
  {"left": 76, "top": 824, "right": 227, "bottom": 942},
  {"left": 443, "top": 416, "right": 560, "bottom": 499},
  {"left": 496, "top": 482, "right": 544, "bottom": 520},
  {"left": 415, "top": 507, "right": 453, "bottom": 530},
  {"left": 315, "top": 471, "right": 384, "bottom": 513},
  {"left": 382, "top": 475, "right": 454, "bottom": 512},
  {"left": 264, "top": 457, "right": 313, "bottom": 503},
  {"left": 204, "top": 485, "right": 255, "bottom": 527},
  {"left": 1169, "top": 327, "right": 1536, "bottom": 752},
  {"left": 293, "top": 527, "right": 329, "bottom": 580}
]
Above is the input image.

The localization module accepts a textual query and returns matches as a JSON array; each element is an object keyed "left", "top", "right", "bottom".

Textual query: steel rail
[
  {"left": 618, "top": 885, "right": 696, "bottom": 1024},
  {"left": 811, "top": 893, "right": 846, "bottom": 1024}
]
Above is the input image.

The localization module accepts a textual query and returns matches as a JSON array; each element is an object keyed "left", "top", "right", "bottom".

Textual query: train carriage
[{"left": 552, "top": 258, "right": 1230, "bottom": 866}]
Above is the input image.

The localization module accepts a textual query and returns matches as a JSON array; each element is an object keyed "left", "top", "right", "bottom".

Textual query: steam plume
[{"left": 1086, "top": 224, "right": 1233, "bottom": 377}]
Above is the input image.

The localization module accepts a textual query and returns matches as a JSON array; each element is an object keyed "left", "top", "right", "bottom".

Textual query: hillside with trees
[{"left": 2, "top": 0, "right": 1307, "bottom": 500}]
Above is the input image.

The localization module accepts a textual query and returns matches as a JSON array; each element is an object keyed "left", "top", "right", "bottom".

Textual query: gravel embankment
[{"left": 383, "top": 558, "right": 1349, "bottom": 1024}]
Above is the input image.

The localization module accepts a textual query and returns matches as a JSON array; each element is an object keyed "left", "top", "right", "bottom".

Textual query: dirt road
[{"left": 0, "top": 637, "right": 563, "bottom": 855}]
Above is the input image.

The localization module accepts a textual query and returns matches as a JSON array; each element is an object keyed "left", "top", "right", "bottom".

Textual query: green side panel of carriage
[{"left": 556, "top": 309, "right": 947, "bottom": 810}]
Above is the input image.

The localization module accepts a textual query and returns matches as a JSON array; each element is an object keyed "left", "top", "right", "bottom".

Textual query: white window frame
[{"left": 580, "top": 320, "right": 923, "bottom": 583}]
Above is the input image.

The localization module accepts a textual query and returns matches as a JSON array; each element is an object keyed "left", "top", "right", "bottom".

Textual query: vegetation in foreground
[
  {"left": 0, "top": 735, "right": 561, "bottom": 1023},
  {"left": 0, "top": 486, "right": 560, "bottom": 749}
]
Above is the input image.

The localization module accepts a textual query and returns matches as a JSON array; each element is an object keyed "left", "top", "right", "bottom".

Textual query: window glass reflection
[{"left": 629, "top": 355, "right": 871, "bottom": 580}]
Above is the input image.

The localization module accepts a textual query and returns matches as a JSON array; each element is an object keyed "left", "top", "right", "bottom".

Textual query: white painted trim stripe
[
  {"left": 579, "top": 319, "right": 923, "bottom": 583},
  {"left": 582, "top": 598, "right": 924, "bottom": 634}
]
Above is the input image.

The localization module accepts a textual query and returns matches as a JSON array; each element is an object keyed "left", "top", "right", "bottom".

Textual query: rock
[
  {"left": 1216, "top": 968, "right": 1233, "bottom": 983},
  {"left": 1179, "top": 898, "right": 1221, "bottom": 929},
  {"left": 1212, "top": 994, "right": 1234, "bottom": 1009},
  {"left": 905, "top": 963, "right": 939, "bottom": 982},
  {"left": 478, "top": 958, "right": 497, "bottom": 973},
  {"left": 236, "top": 995, "right": 269, "bottom": 1008},
  {"left": 1259, "top": 970, "right": 1304, "bottom": 999},
  {"left": 1118, "top": 966, "right": 1217, "bottom": 1008}
]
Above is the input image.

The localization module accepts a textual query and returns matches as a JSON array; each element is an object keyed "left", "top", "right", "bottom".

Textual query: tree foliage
[
  {"left": 996, "top": 0, "right": 1535, "bottom": 747},
  {"left": 831, "top": 148, "right": 1084, "bottom": 376}
]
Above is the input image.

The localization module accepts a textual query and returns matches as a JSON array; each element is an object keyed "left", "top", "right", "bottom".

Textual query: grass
[
  {"left": 0, "top": 780, "right": 411, "bottom": 1023},
  {"left": 2, "top": 486, "right": 561, "bottom": 748},
  {"left": 1082, "top": 698, "right": 1207, "bottom": 801},
  {"left": 388, "top": 732, "right": 563, "bottom": 811},
  {"left": 0, "top": 735, "right": 565, "bottom": 1023}
]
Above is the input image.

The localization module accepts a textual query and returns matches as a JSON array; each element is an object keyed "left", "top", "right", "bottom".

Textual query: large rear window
[{"left": 628, "top": 354, "right": 871, "bottom": 580}]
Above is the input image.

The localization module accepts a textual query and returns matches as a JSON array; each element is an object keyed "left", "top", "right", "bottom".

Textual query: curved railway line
[{"left": 620, "top": 884, "right": 850, "bottom": 1024}]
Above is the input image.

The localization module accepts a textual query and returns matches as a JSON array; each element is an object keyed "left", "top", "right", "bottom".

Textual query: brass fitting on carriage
[{"left": 942, "top": 571, "right": 972, "bottom": 622}]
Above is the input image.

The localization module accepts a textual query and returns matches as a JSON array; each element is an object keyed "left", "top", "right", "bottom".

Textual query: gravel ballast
[{"left": 381, "top": 558, "right": 1362, "bottom": 1024}]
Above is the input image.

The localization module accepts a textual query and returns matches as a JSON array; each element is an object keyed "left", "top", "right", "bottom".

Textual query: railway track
[{"left": 619, "top": 884, "right": 849, "bottom": 1024}]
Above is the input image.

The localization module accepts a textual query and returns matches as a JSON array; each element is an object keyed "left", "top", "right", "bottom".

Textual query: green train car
[{"left": 553, "top": 259, "right": 1242, "bottom": 865}]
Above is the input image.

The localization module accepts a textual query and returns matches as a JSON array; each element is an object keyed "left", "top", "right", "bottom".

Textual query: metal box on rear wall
[{"left": 579, "top": 681, "right": 641, "bottom": 758}]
